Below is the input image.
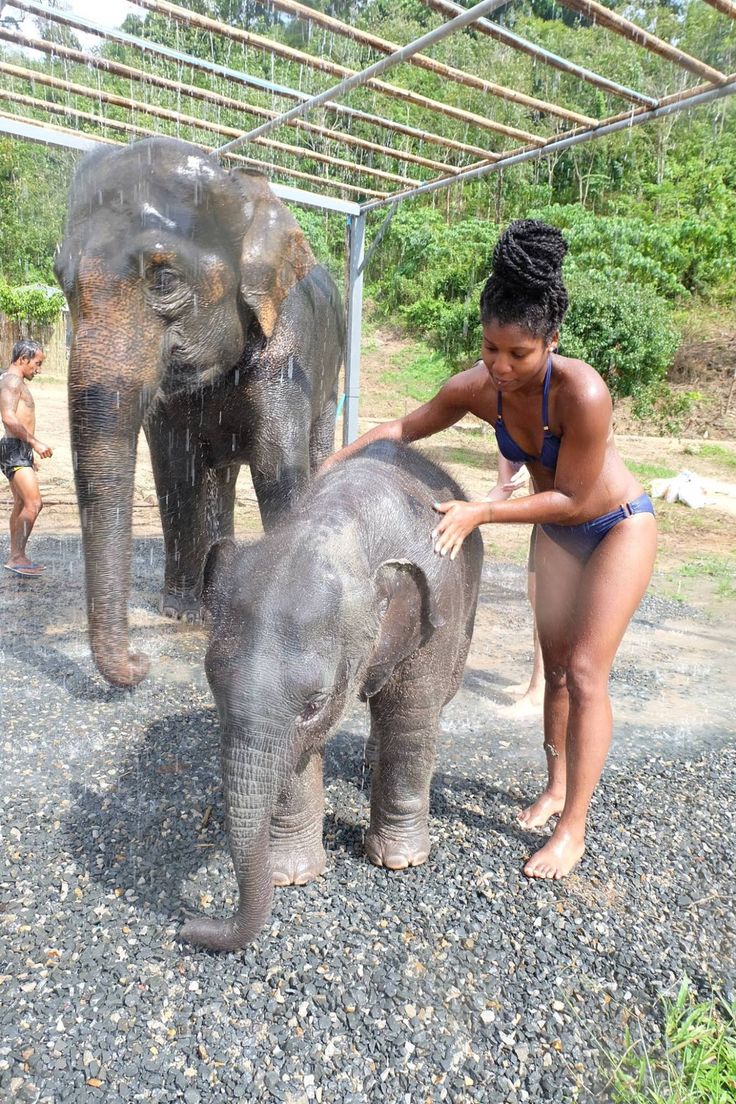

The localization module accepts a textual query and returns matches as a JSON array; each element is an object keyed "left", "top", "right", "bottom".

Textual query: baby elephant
[{"left": 181, "top": 442, "right": 483, "bottom": 950}]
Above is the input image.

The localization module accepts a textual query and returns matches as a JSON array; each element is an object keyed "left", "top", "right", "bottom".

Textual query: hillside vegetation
[{"left": 1, "top": 0, "right": 735, "bottom": 429}]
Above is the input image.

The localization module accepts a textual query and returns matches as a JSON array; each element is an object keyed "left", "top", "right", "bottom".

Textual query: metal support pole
[
  {"left": 343, "top": 212, "right": 366, "bottom": 447},
  {"left": 0, "top": 114, "right": 102, "bottom": 151}
]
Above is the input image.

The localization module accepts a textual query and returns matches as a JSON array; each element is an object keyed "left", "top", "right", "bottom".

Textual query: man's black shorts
[{"left": 0, "top": 437, "right": 33, "bottom": 481}]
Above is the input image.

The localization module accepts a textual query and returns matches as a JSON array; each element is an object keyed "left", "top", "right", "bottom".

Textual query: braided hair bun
[{"left": 480, "top": 219, "right": 569, "bottom": 341}]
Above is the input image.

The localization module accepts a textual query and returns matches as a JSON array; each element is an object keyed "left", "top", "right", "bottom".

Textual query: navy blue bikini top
[{"left": 494, "top": 355, "right": 561, "bottom": 472}]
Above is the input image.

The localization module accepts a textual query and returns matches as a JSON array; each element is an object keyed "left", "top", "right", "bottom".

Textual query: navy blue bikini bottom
[{"left": 541, "top": 493, "right": 655, "bottom": 562}]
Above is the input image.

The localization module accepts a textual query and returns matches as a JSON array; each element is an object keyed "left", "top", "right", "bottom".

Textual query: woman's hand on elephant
[
  {"left": 431, "top": 500, "right": 488, "bottom": 560},
  {"left": 318, "top": 452, "right": 340, "bottom": 475}
]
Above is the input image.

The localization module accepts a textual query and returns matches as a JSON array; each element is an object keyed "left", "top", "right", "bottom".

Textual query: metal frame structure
[{"left": 0, "top": 0, "right": 735, "bottom": 441}]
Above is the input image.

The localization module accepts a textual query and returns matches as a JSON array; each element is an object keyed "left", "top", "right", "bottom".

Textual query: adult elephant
[
  {"left": 181, "top": 442, "right": 483, "bottom": 951},
  {"left": 55, "top": 137, "right": 344, "bottom": 689}
]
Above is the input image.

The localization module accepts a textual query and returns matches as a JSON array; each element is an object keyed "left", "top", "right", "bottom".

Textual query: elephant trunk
[
  {"left": 180, "top": 731, "right": 281, "bottom": 951},
  {"left": 68, "top": 300, "right": 162, "bottom": 688}
]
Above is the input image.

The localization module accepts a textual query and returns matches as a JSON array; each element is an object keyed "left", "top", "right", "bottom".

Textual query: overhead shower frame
[{"left": 0, "top": 0, "right": 734, "bottom": 442}]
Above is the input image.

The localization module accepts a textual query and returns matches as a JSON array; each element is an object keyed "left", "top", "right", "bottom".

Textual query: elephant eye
[
  {"left": 299, "top": 694, "right": 328, "bottom": 724},
  {"left": 147, "top": 264, "right": 181, "bottom": 294}
]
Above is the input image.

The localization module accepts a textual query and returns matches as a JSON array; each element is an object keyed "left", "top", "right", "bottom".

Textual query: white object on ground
[{"left": 651, "top": 470, "right": 706, "bottom": 508}]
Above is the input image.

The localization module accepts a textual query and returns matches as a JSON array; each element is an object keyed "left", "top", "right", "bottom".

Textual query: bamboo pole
[
  {"left": 0, "top": 28, "right": 464, "bottom": 175},
  {"left": 700, "top": 0, "right": 736, "bottom": 17},
  {"left": 557, "top": 0, "right": 726, "bottom": 84},
  {"left": 131, "top": 0, "right": 546, "bottom": 144},
  {"left": 0, "top": 103, "right": 390, "bottom": 198},
  {"left": 422, "top": 0, "right": 656, "bottom": 106},
  {"left": 0, "top": 62, "right": 422, "bottom": 186},
  {"left": 444, "top": 69, "right": 736, "bottom": 188},
  {"left": 0, "top": 107, "right": 117, "bottom": 143},
  {"left": 260, "top": 0, "right": 596, "bottom": 125},
  {"left": 361, "top": 77, "right": 736, "bottom": 211},
  {"left": 576, "top": 70, "right": 736, "bottom": 128},
  {"left": 12, "top": 0, "right": 496, "bottom": 161}
]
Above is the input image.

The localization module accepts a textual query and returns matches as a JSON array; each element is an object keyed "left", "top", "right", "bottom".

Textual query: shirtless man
[{"left": 0, "top": 339, "right": 53, "bottom": 576}]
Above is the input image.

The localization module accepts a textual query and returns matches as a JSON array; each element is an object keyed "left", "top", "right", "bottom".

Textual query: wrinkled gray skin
[
  {"left": 55, "top": 137, "right": 344, "bottom": 688},
  {"left": 181, "top": 442, "right": 483, "bottom": 951}
]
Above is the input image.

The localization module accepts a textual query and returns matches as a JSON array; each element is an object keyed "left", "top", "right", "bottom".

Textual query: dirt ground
[
  {"left": 19, "top": 331, "right": 736, "bottom": 618},
  {"left": 2, "top": 334, "right": 734, "bottom": 1104}
]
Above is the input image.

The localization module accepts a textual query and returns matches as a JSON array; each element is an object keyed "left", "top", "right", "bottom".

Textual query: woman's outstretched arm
[{"left": 319, "top": 370, "right": 476, "bottom": 472}]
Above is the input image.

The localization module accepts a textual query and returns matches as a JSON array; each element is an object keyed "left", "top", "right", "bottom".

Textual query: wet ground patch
[{"left": 1, "top": 535, "right": 734, "bottom": 1103}]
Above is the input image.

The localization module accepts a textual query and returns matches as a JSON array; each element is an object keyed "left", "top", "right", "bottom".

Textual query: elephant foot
[
  {"left": 95, "top": 648, "right": 150, "bottom": 688},
  {"left": 159, "top": 590, "right": 204, "bottom": 623},
  {"left": 271, "top": 843, "right": 327, "bottom": 887},
  {"left": 365, "top": 825, "right": 430, "bottom": 871}
]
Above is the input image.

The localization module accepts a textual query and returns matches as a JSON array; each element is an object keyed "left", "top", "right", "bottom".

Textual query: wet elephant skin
[
  {"left": 55, "top": 136, "right": 344, "bottom": 688},
  {"left": 183, "top": 441, "right": 483, "bottom": 951}
]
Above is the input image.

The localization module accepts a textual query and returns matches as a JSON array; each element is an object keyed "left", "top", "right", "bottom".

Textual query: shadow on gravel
[
  {"left": 62, "top": 709, "right": 224, "bottom": 919},
  {"left": 1, "top": 623, "right": 199, "bottom": 703},
  {"left": 62, "top": 714, "right": 530, "bottom": 917},
  {"left": 462, "top": 664, "right": 521, "bottom": 695},
  {"left": 0, "top": 633, "right": 145, "bottom": 703}
]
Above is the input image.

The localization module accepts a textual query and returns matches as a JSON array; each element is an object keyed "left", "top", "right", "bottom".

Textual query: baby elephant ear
[
  {"left": 235, "top": 170, "right": 315, "bottom": 339},
  {"left": 361, "top": 559, "right": 445, "bottom": 700}
]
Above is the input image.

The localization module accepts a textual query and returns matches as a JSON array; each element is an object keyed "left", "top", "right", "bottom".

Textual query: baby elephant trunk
[{"left": 180, "top": 736, "right": 279, "bottom": 951}]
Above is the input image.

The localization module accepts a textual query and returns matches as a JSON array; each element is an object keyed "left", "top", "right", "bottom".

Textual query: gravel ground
[{"left": 1, "top": 535, "right": 735, "bottom": 1104}]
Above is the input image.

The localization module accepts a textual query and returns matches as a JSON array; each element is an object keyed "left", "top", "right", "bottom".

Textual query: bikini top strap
[{"left": 542, "top": 354, "right": 552, "bottom": 431}]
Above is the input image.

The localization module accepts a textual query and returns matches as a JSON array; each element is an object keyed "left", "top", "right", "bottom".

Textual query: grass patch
[
  {"left": 653, "top": 507, "right": 711, "bottom": 535},
  {"left": 628, "top": 461, "right": 678, "bottom": 481},
  {"left": 605, "top": 979, "right": 736, "bottom": 1104},
  {"left": 382, "top": 342, "right": 452, "bottom": 404},
  {"left": 675, "top": 555, "right": 736, "bottom": 600},
  {"left": 672, "top": 299, "right": 736, "bottom": 341},
  {"left": 682, "top": 443, "right": 736, "bottom": 470},
  {"left": 444, "top": 446, "right": 489, "bottom": 469},
  {"left": 677, "top": 555, "right": 736, "bottom": 580}
]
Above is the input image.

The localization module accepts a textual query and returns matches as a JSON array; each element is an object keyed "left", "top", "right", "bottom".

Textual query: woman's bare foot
[
  {"left": 503, "top": 680, "right": 530, "bottom": 697},
  {"left": 523, "top": 827, "right": 585, "bottom": 880},
  {"left": 517, "top": 789, "right": 565, "bottom": 829},
  {"left": 499, "top": 692, "right": 543, "bottom": 720}
]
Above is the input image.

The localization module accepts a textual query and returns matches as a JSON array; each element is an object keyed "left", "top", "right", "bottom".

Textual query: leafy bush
[
  {"left": 559, "top": 272, "right": 679, "bottom": 399},
  {"left": 528, "top": 204, "right": 693, "bottom": 301},
  {"left": 365, "top": 206, "right": 449, "bottom": 315},
  {"left": 368, "top": 203, "right": 683, "bottom": 395},
  {"left": 0, "top": 283, "right": 65, "bottom": 326},
  {"left": 401, "top": 293, "right": 483, "bottom": 367}
]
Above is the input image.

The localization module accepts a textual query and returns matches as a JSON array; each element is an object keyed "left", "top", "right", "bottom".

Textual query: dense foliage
[
  {"left": 364, "top": 202, "right": 684, "bottom": 398},
  {"left": 0, "top": 0, "right": 734, "bottom": 411},
  {"left": 0, "top": 280, "right": 65, "bottom": 325}
]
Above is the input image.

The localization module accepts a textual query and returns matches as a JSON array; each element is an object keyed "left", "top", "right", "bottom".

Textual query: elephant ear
[
  {"left": 235, "top": 171, "right": 315, "bottom": 339},
  {"left": 360, "top": 559, "right": 445, "bottom": 700}
]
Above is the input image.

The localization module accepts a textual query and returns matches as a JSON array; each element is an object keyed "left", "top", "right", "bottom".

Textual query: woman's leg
[
  {"left": 523, "top": 512, "right": 657, "bottom": 879},
  {"left": 518, "top": 528, "right": 582, "bottom": 828},
  {"left": 502, "top": 566, "right": 545, "bottom": 713}
]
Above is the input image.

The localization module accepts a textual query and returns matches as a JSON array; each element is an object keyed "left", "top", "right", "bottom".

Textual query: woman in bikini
[{"left": 323, "top": 219, "right": 657, "bottom": 880}]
